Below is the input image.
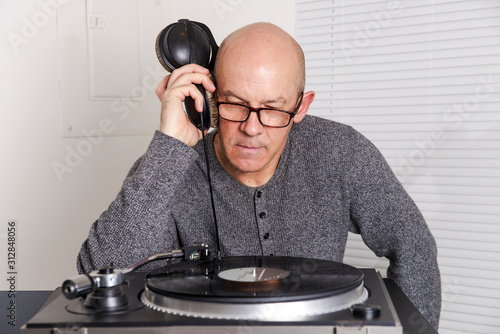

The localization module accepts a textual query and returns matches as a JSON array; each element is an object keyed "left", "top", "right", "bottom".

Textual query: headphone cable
[{"left": 200, "top": 115, "right": 221, "bottom": 257}]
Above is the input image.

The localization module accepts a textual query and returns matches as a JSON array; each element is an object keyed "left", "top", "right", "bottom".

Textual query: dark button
[
  {"left": 352, "top": 304, "right": 381, "bottom": 319},
  {"left": 256, "top": 191, "right": 262, "bottom": 198},
  {"left": 258, "top": 212, "right": 266, "bottom": 219},
  {"left": 98, "top": 267, "right": 114, "bottom": 274},
  {"left": 263, "top": 233, "right": 270, "bottom": 239}
]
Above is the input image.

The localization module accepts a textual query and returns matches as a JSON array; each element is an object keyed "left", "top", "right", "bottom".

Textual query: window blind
[{"left": 295, "top": 1, "right": 500, "bottom": 333}]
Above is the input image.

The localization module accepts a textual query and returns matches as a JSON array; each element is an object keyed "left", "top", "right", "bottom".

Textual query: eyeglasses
[{"left": 216, "top": 93, "right": 304, "bottom": 128}]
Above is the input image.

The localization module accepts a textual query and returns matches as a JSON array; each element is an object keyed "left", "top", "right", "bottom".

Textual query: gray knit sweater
[{"left": 77, "top": 115, "right": 441, "bottom": 329}]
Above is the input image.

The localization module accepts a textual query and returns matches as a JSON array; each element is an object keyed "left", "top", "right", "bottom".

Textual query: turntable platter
[{"left": 141, "top": 256, "right": 368, "bottom": 320}]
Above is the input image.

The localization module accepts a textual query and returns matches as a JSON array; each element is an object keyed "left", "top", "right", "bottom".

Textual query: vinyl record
[
  {"left": 145, "top": 256, "right": 363, "bottom": 302},
  {"left": 141, "top": 256, "right": 368, "bottom": 319}
]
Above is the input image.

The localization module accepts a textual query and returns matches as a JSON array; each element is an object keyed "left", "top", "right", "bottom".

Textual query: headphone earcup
[
  {"left": 155, "top": 23, "right": 176, "bottom": 71},
  {"left": 156, "top": 20, "right": 213, "bottom": 72},
  {"left": 155, "top": 20, "right": 219, "bottom": 131}
]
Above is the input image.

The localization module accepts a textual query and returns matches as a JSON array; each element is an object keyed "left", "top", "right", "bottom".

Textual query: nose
[{"left": 240, "top": 110, "right": 264, "bottom": 136}]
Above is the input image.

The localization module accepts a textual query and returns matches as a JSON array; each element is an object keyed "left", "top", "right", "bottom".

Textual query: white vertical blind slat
[{"left": 296, "top": 1, "right": 500, "bottom": 333}]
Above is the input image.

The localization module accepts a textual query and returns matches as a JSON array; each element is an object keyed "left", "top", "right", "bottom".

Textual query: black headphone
[{"left": 155, "top": 19, "right": 219, "bottom": 130}]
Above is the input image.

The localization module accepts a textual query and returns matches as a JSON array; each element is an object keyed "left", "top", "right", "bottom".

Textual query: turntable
[{"left": 20, "top": 245, "right": 407, "bottom": 333}]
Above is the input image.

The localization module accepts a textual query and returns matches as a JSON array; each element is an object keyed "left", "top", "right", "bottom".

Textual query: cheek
[
  {"left": 269, "top": 127, "right": 291, "bottom": 147},
  {"left": 217, "top": 123, "right": 239, "bottom": 151}
]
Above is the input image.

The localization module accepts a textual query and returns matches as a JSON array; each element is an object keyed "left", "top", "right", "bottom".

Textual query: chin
[
  {"left": 234, "top": 163, "right": 264, "bottom": 174},
  {"left": 231, "top": 158, "right": 268, "bottom": 174}
]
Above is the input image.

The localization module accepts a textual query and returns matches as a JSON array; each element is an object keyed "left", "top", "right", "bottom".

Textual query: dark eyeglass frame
[{"left": 216, "top": 92, "right": 304, "bottom": 128}]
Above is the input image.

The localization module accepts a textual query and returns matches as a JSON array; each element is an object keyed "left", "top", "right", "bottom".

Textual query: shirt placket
[{"left": 254, "top": 188, "right": 274, "bottom": 256}]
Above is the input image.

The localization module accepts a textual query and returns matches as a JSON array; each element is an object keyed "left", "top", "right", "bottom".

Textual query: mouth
[{"left": 236, "top": 144, "right": 263, "bottom": 153}]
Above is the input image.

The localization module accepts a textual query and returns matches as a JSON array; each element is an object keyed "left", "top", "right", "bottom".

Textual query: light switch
[
  {"left": 87, "top": 0, "right": 140, "bottom": 98},
  {"left": 88, "top": 14, "right": 106, "bottom": 30}
]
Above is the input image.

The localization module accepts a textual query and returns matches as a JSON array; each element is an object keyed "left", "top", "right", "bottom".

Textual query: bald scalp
[{"left": 214, "top": 22, "right": 305, "bottom": 95}]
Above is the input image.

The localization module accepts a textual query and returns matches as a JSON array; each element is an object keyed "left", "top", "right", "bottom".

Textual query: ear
[{"left": 293, "top": 91, "right": 315, "bottom": 124}]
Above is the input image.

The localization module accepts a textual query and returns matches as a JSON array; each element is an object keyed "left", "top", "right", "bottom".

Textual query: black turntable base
[{"left": 21, "top": 256, "right": 403, "bottom": 333}]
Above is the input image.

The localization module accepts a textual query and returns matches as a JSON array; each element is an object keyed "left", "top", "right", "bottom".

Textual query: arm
[
  {"left": 347, "top": 131, "right": 441, "bottom": 330},
  {"left": 77, "top": 64, "right": 215, "bottom": 273},
  {"left": 77, "top": 132, "right": 199, "bottom": 273}
]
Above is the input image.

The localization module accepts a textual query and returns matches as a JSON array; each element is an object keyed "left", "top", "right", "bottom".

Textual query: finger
[
  {"left": 201, "top": 75, "right": 216, "bottom": 92},
  {"left": 168, "top": 64, "right": 209, "bottom": 87},
  {"left": 168, "top": 72, "right": 214, "bottom": 91},
  {"left": 155, "top": 74, "right": 171, "bottom": 99},
  {"left": 166, "top": 83, "right": 206, "bottom": 111},
  {"left": 166, "top": 76, "right": 214, "bottom": 113}
]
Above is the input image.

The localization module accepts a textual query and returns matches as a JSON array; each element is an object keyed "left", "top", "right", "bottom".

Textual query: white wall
[{"left": 0, "top": 0, "right": 295, "bottom": 291}]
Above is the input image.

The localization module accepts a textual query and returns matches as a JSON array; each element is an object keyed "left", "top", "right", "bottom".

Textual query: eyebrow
[{"left": 221, "top": 90, "right": 287, "bottom": 106}]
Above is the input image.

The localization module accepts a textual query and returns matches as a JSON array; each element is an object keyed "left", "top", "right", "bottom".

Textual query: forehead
[
  {"left": 215, "top": 59, "right": 297, "bottom": 105},
  {"left": 214, "top": 23, "right": 304, "bottom": 101}
]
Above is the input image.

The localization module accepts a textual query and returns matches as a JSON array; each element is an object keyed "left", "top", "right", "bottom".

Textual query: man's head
[
  {"left": 213, "top": 22, "right": 315, "bottom": 187},
  {"left": 214, "top": 22, "right": 306, "bottom": 97}
]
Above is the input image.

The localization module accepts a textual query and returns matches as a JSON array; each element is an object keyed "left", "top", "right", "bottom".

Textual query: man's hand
[{"left": 155, "top": 64, "right": 216, "bottom": 147}]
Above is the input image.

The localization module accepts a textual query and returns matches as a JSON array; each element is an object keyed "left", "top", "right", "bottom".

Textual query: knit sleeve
[
  {"left": 346, "top": 130, "right": 441, "bottom": 330},
  {"left": 77, "top": 131, "right": 199, "bottom": 273}
]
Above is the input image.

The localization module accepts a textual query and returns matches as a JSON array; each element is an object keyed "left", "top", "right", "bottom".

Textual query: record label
[{"left": 218, "top": 267, "right": 290, "bottom": 282}]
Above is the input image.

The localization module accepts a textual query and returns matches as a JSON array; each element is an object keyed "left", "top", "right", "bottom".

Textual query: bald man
[{"left": 78, "top": 23, "right": 441, "bottom": 329}]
